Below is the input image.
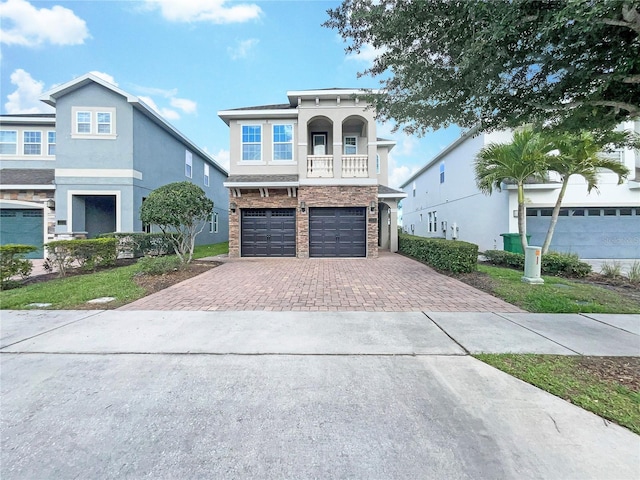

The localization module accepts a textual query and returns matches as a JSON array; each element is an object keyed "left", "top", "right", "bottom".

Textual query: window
[
  {"left": 242, "top": 125, "right": 262, "bottom": 161},
  {"left": 204, "top": 164, "right": 210, "bottom": 186},
  {"left": 0, "top": 130, "right": 17, "bottom": 154},
  {"left": 97, "top": 112, "right": 112, "bottom": 134},
  {"left": 432, "top": 211, "right": 438, "bottom": 233},
  {"left": 273, "top": 124, "right": 293, "bottom": 161},
  {"left": 23, "top": 131, "right": 41, "bottom": 155},
  {"left": 77, "top": 111, "right": 91, "bottom": 133},
  {"left": 185, "top": 151, "right": 193, "bottom": 178},
  {"left": 428, "top": 212, "right": 433, "bottom": 232},
  {"left": 439, "top": 162, "right": 445, "bottom": 183},
  {"left": 344, "top": 136, "right": 357, "bottom": 155},
  {"left": 48, "top": 131, "right": 56, "bottom": 155},
  {"left": 412, "top": 182, "right": 416, "bottom": 197},
  {"left": 376, "top": 154, "right": 381, "bottom": 174},
  {"left": 210, "top": 211, "right": 219, "bottom": 233}
]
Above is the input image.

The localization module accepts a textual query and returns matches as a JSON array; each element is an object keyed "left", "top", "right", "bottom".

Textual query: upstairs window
[
  {"left": 23, "top": 131, "right": 41, "bottom": 155},
  {"left": 0, "top": 130, "right": 17, "bottom": 154},
  {"left": 48, "top": 131, "right": 56, "bottom": 155},
  {"left": 97, "top": 112, "right": 112, "bottom": 134},
  {"left": 76, "top": 111, "right": 91, "bottom": 133},
  {"left": 376, "top": 154, "right": 381, "bottom": 174},
  {"left": 204, "top": 163, "right": 210, "bottom": 186},
  {"left": 242, "top": 125, "right": 262, "bottom": 161},
  {"left": 273, "top": 124, "right": 293, "bottom": 161},
  {"left": 439, "top": 162, "right": 445, "bottom": 183},
  {"left": 344, "top": 136, "right": 357, "bottom": 155},
  {"left": 185, "top": 151, "right": 193, "bottom": 178}
]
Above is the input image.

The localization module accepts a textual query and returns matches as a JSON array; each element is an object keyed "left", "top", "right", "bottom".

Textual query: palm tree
[
  {"left": 541, "top": 131, "right": 631, "bottom": 254},
  {"left": 475, "top": 128, "right": 554, "bottom": 253}
]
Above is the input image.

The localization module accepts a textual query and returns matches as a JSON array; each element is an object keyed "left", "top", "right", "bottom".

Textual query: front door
[{"left": 312, "top": 134, "right": 327, "bottom": 155}]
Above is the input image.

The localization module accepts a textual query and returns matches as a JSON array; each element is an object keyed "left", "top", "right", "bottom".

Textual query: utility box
[
  {"left": 500, "top": 233, "right": 531, "bottom": 254},
  {"left": 522, "top": 246, "right": 544, "bottom": 284}
]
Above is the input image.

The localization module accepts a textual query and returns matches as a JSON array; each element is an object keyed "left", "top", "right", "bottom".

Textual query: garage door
[
  {"left": 0, "top": 209, "right": 44, "bottom": 259},
  {"left": 309, "top": 207, "right": 366, "bottom": 257},
  {"left": 241, "top": 209, "right": 296, "bottom": 257},
  {"left": 527, "top": 207, "right": 640, "bottom": 259}
]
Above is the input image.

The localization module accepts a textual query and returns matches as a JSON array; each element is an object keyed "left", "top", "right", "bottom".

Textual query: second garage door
[
  {"left": 309, "top": 207, "right": 366, "bottom": 257},
  {"left": 241, "top": 209, "right": 296, "bottom": 257}
]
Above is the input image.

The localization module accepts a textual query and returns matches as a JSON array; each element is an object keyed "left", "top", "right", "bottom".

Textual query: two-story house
[
  {"left": 0, "top": 73, "right": 228, "bottom": 258},
  {"left": 218, "top": 89, "right": 406, "bottom": 258},
  {"left": 400, "top": 122, "right": 640, "bottom": 259}
]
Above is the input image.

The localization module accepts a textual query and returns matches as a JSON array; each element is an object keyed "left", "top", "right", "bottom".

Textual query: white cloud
[
  {"left": 212, "top": 148, "right": 230, "bottom": 171},
  {"left": 139, "top": 95, "right": 180, "bottom": 120},
  {"left": 90, "top": 71, "right": 118, "bottom": 86},
  {"left": 227, "top": 38, "right": 259, "bottom": 60},
  {"left": 170, "top": 97, "right": 197, "bottom": 114},
  {"left": 345, "top": 42, "right": 385, "bottom": 64},
  {"left": 144, "top": 0, "right": 262, "bottom": 24},
  {"left": 0, "top": 0, "right": 89, "bottom": 46},
  {"left": 4, "top": 69, "right": 54, "bottom": 114},
  {"left": 388, "top": 154, "right": 417, "bottom": 189}
]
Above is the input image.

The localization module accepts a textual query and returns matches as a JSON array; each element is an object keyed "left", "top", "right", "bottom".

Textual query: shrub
[
  {"left": 0, "top": 244, "right": 36, "bottom": 289},
  {"left": 399, "top": 234, "right": 478, "bottom": 273},
  {"left": 600, "top": 261, "right": 622, "bottom": 278},
  {"left": 46, "top": 238, "right": 118, "bottom": 276},
  {"left": 627, "top": 261, "right": 640, "bottom": 284},
  {"left": 136, "top": 255, "right": 182, "bottom": 275},
  {"left": 99, "top": 232, "right": 174, "bottom": 258},
  {"left": 482, "top": 249, "right": 591, "bottom": 278}
]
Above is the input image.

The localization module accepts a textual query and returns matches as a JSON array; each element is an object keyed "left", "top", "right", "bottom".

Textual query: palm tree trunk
[
  {"left": 517, "top": 182, "right": 528, "bottom": 253},
  {"left": 542, "top": 177, "right": 569, "bottom": 254}
]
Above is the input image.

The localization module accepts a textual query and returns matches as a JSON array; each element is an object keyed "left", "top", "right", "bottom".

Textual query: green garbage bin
[{"left": 500, "top": 233, "right": 531, "bottom": 254}]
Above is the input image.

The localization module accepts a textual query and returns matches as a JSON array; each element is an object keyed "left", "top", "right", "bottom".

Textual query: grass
[
  {"left": 475, "top": 354, "right": 640, "bottom": 435},
  {"left": 0, "top": 242, "right": 229, "bottom": 310},
  {"left": 478, "top": 264, "right": 640, "bottom": 314}
]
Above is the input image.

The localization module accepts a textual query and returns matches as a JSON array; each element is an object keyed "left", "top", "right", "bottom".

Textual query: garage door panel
[
  {"left": 309, "top": 207, "right": 366, "bottom": 258},
  {"left": 0, "top": 209, "right": 44, "bottom": 259},
  {"left": 241, "top": 209, "right": 296, "bottom": 257}
]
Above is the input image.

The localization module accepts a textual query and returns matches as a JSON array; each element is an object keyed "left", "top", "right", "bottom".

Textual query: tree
[
  {"left": 140, "top": 182, "right": 214, "bottom": 264},
  {"left": 541, "top": 131, "right": 631, "bottom": 254},
  {"left": 325, "top": 0, "right": 640, "bottom": 135},
  {"left": 475, "top": 128, "right": 554, "bottom": 253}
]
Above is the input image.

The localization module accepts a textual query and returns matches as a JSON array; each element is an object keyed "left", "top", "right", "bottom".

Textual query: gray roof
[
  {"left": 1, "top": 169, "right": 55, "bottom": 185},
  {"left": 378, "top": 185, "right": 404, "bottom": 195},
  {"left": 226, "top": 103, "right": 294, "bottom": 112},
  {"left": 226, "top": 174, "right": 299, "bottom": 184}
]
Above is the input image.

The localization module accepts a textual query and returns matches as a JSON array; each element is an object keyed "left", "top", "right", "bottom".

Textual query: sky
[{"left": 0, "top": 0, "right": 462, "bottom": 188}]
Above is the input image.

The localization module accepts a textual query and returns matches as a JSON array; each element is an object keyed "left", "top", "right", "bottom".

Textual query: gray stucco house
[{"left": 0, "top": 73, "right": 228, "bottom": 258}]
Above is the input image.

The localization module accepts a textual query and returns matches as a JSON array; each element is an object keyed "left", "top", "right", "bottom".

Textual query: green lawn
[
  {"left": 475, "top": 354, "right": 640, "bottom": 435},
  {"left": 0, "top": 242, "right": 229, "bottom": 310},
  {"left": 478, "top": 264, "right": 640, "bottom": 314}
]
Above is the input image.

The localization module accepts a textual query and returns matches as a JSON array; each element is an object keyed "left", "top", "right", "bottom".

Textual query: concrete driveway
[
  {"left": 2, "top": 310, "right": 639, "bottom": 479},
  {"left": 120, "top": 252, "right": 523, "bottom": 312}
]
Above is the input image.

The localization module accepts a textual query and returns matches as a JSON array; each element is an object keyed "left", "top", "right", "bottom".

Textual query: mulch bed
[{"left": 132, "top": 261, "right": 219, "bottom": 295}]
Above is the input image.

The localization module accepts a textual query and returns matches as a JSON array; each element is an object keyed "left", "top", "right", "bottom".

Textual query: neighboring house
[
  {"left": 218, "top": 89, "right": 406, "bottom": 258},
  {"left": 0, "top": 73, "right": 228, "bottom": 258},
  {"left": 400, "top": 122, "right": 640, "bottom": 259}
]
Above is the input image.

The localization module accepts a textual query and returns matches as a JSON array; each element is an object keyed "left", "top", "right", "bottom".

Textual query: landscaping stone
[{"left": 86, "top": 297, "right": 116, "bottom": 304}]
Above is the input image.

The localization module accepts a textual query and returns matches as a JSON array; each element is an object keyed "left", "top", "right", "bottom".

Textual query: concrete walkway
[
  {"left": 120, "top": 253, "right": 523, "bottom": 312},
  {"left": 1, "top": 310, "right": 639, "bottom": 479}
]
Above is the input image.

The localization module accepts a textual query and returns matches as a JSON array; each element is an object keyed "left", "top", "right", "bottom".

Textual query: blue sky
[{"left": 0, "top": 0, "right": 461, "bottom": 187}]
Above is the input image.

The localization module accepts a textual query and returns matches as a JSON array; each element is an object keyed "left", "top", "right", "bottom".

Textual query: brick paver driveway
[{"left": 120, "top": 252, "right": 522, "bottom": 312}]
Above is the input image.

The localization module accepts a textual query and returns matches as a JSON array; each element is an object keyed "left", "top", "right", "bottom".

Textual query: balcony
[{"left": 306, "top": 155, "right": 369, "bottom": 178}]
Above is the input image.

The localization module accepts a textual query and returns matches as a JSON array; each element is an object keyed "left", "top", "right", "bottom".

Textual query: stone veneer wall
[
  {"left": 0, "top": 189, "right": 56, "bottom": 238},
  {"left": 228, "top": 185, "right": 378, "bottom": 258}
]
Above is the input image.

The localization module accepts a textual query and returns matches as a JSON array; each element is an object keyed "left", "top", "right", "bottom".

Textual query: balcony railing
[
  {"left": 307, "top": 155, "right": 333, "bottom": 177},
  {"left": 341, "top": 155, "right": 369, "bottom": 178},
  {"left": 306, "top": 154, "right": 370, "bottom": 178}
]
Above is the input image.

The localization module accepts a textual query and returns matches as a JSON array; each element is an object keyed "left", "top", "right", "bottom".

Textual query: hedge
[
  {"left": 482, "top": 249, "right": 592, "bottom": 278},
  {"left": 45, "top": 238, "right": 118, "bottom": 276},
  {"left": 398, "top": 234, "right": 478, "bottom": 273},
  {"left": 0, "top": 244, "right": 36, "bottom": 289},
  {"left": 98, "top": 232, "right": 174, "bottom": 258}
]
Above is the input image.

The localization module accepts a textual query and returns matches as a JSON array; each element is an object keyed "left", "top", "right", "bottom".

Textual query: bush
[
  {"left": 99, "top": 232, "right": 175, "bottom": 258},
  {"left": 482, "top": 249, "right": 592, "bottom": 278},
  {"left": 136, "top": 255, "right": 182, "bottom": 275},
  {"left": 399, "top": 234, "right": 478, "bottom": 273},
  {"left": 46, "top": 238, "right": 118, "bottom": 276},
  {"left": 628, "top": 261, "right": 640, "bottom": 284},
  {"left": 0, "top": 244, "right": 36, "bottom": 289}
]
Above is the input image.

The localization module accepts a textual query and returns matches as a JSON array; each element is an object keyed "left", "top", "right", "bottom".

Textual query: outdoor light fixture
[
  {"left": 370, "top": 200, "right": 376, "bottom": 213},
  {"left": 45, "top": 198, "right": 55, "bottom": 209},
  {"left": 300, "top": 201, "right": 306, "bottom": 213},
  {"left": 229, "top": 201, "right": 237, "bottom": 213}
]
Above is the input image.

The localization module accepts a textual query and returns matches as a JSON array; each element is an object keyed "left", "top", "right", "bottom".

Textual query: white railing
[
  {"left": 307, "top": 155, "right": 334, "bottom": 177},
  {"left": 341, "top": 155, "right": 369, "bottom": 177}
]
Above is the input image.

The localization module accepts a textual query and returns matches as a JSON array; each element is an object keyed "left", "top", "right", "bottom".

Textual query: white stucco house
[{"left": 400, "top": 121, "right": 640, "bottom": 259}]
